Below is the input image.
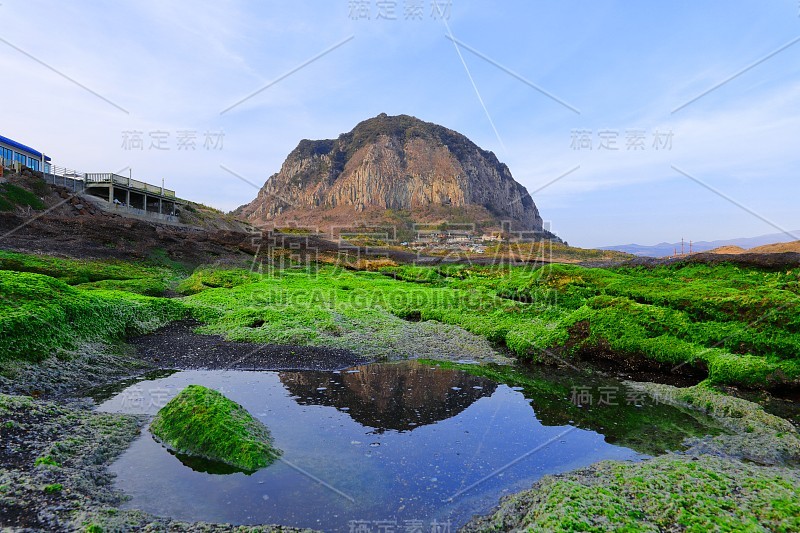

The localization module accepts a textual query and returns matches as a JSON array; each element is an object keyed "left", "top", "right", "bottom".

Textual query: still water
[{"left": 96, "top": 361, "right": 713, "bottom": 531}]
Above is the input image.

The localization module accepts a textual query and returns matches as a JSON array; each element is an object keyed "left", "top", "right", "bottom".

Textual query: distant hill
[
  {"left": 234, "top": 113, "right": 560, "bottom": 241},
  {"left": 742, "top": 240, "right": 800, "bottom": 254},
  {"left": 601, "top": 230, "right": 800, "bottom": 258},
  {"left": 707, "top": 245, "right": 746, "bottom": 255}
]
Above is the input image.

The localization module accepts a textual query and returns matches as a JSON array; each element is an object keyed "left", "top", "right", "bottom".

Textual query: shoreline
[{"left": 1, "top": 327, "right": 798, "bottom": 530}]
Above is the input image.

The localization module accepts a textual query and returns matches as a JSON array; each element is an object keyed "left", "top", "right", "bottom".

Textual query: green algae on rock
[
  {"left": 462, "top": 454, "right": 800, "bottom": 532},
  {"left": 149, "top": 385, "right": 281, "bottom": 472},
  {"left": 626, "top": 380, "right": 800, "bottom": 466},
  {"left": 461, "top": 382, "right": 800, "bottom": 532}
]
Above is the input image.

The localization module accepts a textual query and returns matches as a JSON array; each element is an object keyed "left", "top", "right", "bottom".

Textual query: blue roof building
[{"left": 0, "top": 134, "right": 51, "bottom": 172}]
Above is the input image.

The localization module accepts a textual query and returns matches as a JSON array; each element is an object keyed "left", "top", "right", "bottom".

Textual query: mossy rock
[
  {"left": 463, "top": 454, "right": 800, "bottom": 532},
  {"left": 627, "top": 380, "right": 800, "bottom": 465},
  {"left": 149, "top": 385, "right": 281, "bottom": 472}
]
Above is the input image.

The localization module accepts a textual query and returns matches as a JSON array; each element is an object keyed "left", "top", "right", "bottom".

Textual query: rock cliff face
[{"left": 235, "top": 114, "right": 551, "bottom": 235}]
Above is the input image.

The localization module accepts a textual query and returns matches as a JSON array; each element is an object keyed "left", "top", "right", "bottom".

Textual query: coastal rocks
[
  {"left": 149, "top": 385, "right": 281, "bottom": 472},
  {"left": 462, "top": 382, "right": 800, "bottom": 532},
  {"left": 626, "top": 381, "right": 800, "bottom": 466}
]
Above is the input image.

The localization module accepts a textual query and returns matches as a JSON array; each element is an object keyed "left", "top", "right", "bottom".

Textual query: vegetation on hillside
[
  {"left": 0, "top": 250, "right": 181, "bottom": 289},
  {"left": 0, "top": 183, "right": 45, "bottom": 211},
  {"left": 483, "top": 241, "right": 631, "bottom": 263}
]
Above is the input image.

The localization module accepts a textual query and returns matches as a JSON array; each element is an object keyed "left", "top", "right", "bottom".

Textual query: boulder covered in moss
[
  {"left": 149, "top": 385, "right": 281, "bottom": 472},
  {"left": 627, "top": 380, "right": 800, "bottom": 465}
]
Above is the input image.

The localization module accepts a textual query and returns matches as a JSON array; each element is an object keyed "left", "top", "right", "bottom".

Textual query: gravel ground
[
  {"left": 130, "top": 320, "right": 372, "bottom": 371},
  {"left": 0, "top": 342, "right": 151, "bottom": 399}
]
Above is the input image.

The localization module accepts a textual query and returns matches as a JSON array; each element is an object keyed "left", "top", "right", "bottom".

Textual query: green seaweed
[
  {"left": 468, "top": 455, "right": 800, "bottom": 532},
  {"left": 34, "top": 455, "right": 60, "bottom": 467},
  {"left": 0, "top": 250, "right": 182, "bottom": 286},
  {"left": 175, "top": 267, "right": 261, "bottom": 295},
  {"left": 2, "top": 249, "right": 799, "bottom": 388},
  {"left": 0, "top": 270, "right": 186, "bottom": 362},
  {"left": 179, "top": 261, "right": 800, "bottom": 388},
  {"left": 464, "top": 380, "right": 800, "bottom": 531},
  {"left": 43, "top": 483, "right": 63, "bottom": 493},
  {"left": 149, "top": 385, "right": 281, "bottom": 473}
]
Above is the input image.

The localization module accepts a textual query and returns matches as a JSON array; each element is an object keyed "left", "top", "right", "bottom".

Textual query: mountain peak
[{"left": 235, "top": 114, "right": 555, "bottom": 239}]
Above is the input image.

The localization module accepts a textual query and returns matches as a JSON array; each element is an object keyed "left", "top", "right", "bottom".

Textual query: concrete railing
[
  {"left": 84, "top": 173, "right": 175, "bottom": 198},
  {"left": 43, "top": 172, "right": 85, "bottom": 193}
]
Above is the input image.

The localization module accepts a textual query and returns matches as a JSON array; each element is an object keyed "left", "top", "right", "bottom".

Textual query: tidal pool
[{"left": 96, "top": 361, "right": 718, "bottom": 531}]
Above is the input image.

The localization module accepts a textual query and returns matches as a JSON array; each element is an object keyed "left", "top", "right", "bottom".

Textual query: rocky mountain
[{"left": 235, "top": 114, "right": 556, "bottom": 238}]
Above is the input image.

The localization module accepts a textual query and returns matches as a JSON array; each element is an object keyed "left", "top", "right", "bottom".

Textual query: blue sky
[{"left": 1, "top": 0, "right": 798, "bottom": 247}]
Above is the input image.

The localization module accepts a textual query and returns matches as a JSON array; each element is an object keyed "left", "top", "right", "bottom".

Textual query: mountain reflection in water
[
  {"left": 96, "top": 362, "right": 711, "bottom": 531},
  {"left": 279, "top": 363, "right": 497, "bottom": 432}
]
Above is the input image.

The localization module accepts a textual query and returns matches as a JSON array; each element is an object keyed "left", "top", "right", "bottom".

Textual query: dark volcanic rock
[{"left": 130, "top": 320, "right": 370, "bottom": 371}]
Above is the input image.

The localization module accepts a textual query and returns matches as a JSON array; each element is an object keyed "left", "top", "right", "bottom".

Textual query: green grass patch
[
  {"left": 0, "top": 183, "right": 45, "bottom": 211},
  {"left": 179, "top": 261, "right": 800, "bottom": 388},
  {"left": 149, "top": 385, "right": 281, "bottom": 472},
  {"left": 0, "top": 250, "right": 183, "bottom": 287},
  {"left": 175, "top": 267, "right": 261, "bottom": 295},
  {"left": 75, "top": 277, "right": 169, "bottom": 296},
  {"left": 3, "top": 248, "right": 799, "bottom": 389},
  {"left": 0, "top": 251, "right": 189, "bottom": 362}
]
